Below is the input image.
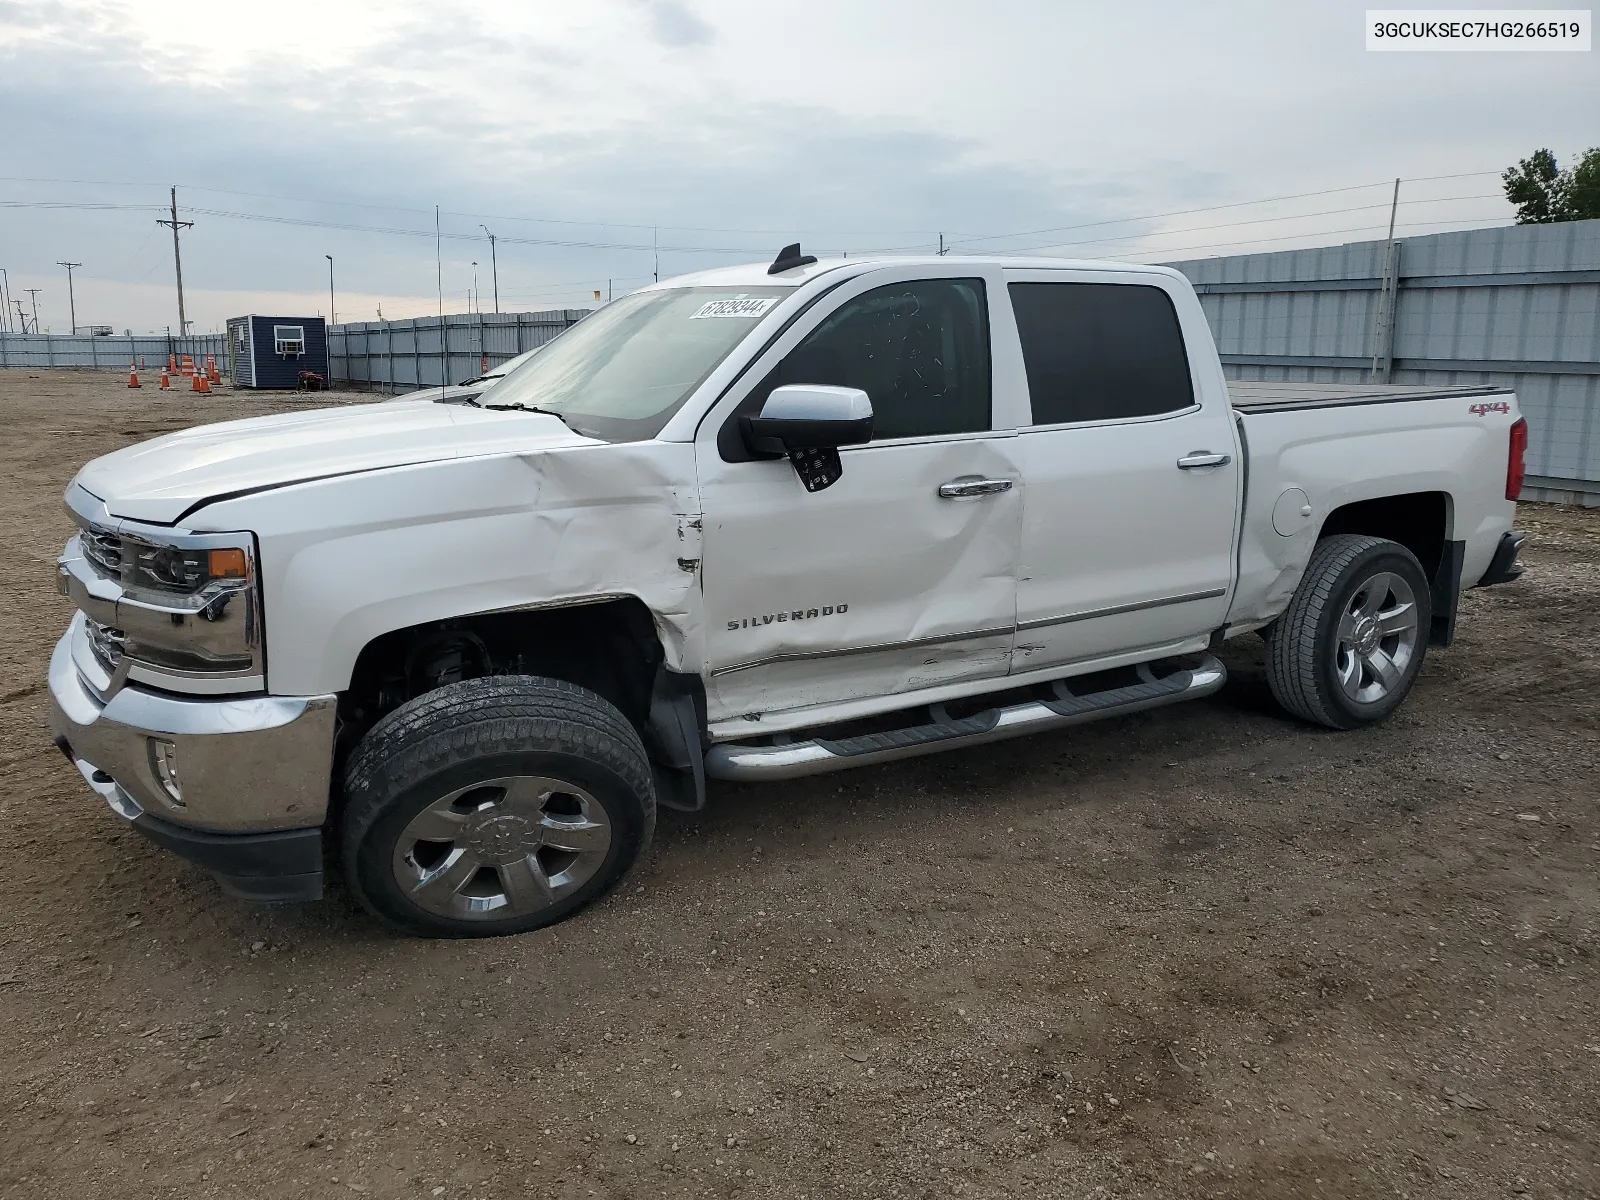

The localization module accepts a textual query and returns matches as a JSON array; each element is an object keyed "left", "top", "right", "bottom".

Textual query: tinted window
[
  {"left": 1009, "top": 282, "right": 1193, "bottom": 424},
  {"left": 737, "top": 278, "right": 991, "bottom": 448}
]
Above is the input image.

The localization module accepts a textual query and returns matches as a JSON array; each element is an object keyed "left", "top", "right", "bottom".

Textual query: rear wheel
[
  {"left": 341, "top": 676, "right": 655, "bottom": 937},
  {"left": 1265, "top": 534, "right": 1431, "bottom": 730}
]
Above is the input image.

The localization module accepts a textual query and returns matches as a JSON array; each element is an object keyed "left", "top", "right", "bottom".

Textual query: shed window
[{"left": 273, "top": 325, "right": 305, "bottom": 357}]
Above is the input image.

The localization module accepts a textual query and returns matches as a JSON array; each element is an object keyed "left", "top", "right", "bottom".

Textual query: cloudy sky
[{"left": 0, "top": 0, "right": 1594, "bottom": 332}]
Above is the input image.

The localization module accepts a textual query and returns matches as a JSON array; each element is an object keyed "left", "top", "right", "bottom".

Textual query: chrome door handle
[
  {"left": 1176, "top": 452, "right": 1231, "bottom": 470},
  {"left": 938, "top": 476, "right": 1014, "bottom": 498}
]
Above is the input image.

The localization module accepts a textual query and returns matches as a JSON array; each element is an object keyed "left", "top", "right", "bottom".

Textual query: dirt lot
[{"left": 1, "top": 368, "right": 1596, "bottom": 1200}]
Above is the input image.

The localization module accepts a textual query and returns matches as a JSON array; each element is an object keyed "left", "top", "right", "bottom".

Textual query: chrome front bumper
[{"left": 48, "top": 617, "right": 337, "bottom": 834}]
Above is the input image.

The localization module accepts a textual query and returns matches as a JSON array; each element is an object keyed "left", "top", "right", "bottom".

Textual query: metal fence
[
  {"left": 0, "top": 332, "right": 227, "bottom": 371},
  {"left": 327, "top": 310, "right": 588, "bottom": 391},
  {"left": 1164, "top": 217, "right": 1600, "bottom": 505}
]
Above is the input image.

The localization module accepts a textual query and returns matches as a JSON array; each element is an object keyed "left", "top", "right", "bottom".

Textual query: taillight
[{"left": 1506, "top": 417, "right": 1528, "bottom": 501}]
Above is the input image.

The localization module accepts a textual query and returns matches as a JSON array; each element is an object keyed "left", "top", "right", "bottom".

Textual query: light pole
[
  {"left": 325, "top": 254, "right": 335, "bottom": 325},
  {"left": 479, "top": 225, "right": 498, "bottom": 313},
  {"left": 57, "top": 261, "right": 81, "bottom": 333}
]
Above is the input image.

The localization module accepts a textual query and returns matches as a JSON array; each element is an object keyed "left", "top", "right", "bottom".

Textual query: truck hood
[{"left": 76, "top": 399, "right": 597, "bottom": 525}]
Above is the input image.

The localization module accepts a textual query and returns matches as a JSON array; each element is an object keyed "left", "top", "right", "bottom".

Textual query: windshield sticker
[{"left": 690, "top": 296, "right": 778, "bottom": 320}]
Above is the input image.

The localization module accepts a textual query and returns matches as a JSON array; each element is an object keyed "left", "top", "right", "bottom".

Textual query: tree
[
  {"left": 1502, "top": 147, "right": 1600, "bottom": 223},
  {"left": 1567, "top": 149, "right": 1600, "bottom": 221}
]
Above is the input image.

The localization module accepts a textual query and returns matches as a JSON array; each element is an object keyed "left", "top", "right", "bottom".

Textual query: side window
[
  {"left": 1009, "top": 282, "right": 1193, "bottom": 425},
  {"left": 739, "top": 278, "right": 991, "bottom": 448}
]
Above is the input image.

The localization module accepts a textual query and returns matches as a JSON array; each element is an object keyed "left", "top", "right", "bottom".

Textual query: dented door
[
  {"left": 699, "top": 435, "right": 1022, "bottom": 722},
  {"left": 694, "top": 270, "right": 1023, "bottom": 725}
]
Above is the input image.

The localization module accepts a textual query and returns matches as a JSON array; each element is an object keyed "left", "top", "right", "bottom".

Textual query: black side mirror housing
[{"left": 740, "top": 385, "right": 874, "bottom": 458}]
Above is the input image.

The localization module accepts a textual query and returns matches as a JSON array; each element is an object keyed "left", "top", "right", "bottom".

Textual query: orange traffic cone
[
  {"left": 168, "top": 353, "right": 177, "bottom": 372},
  {"left": 128, "top": 364, "right": 141, "bottom": 388},
  {"left": 190, "top": 371, "right": 203, "bottom": 393},
  {"left": 159, "top": 369, "right": 171, "bottom": 390},
  {"left": 196, "top": 372, "right": 212, "bottom": 394}
]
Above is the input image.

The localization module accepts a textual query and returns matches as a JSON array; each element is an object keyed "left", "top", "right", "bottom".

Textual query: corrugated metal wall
[
  {"left": 1165, "top": 218, "right": 1600, "bottom": 505},
  {"left": 328, "top": 310, "right": 588, "bottom": 391},
  {"left": 0, "top": 332, "right": 227, "bottom": 371}
]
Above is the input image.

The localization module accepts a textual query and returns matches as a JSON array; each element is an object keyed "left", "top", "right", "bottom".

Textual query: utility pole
[
  {"left": 325, "top": 254, "right": 335, "bottom": 325},
  {"left": 653, "top": 226, "right": 659, "bottom": 283},
  {"left": 25, "top": 288, "right": 42, "bottom": 333},
  {"left": 0, "top": 267, "right": 11, "bottom": 333},
  {"left": 13, "top": 301, "right": 26, "bottom": 333},
  {"left": 57, "top": 262, "right": 81, "bottom": 332},
  {"left": 479, "top": 225, "right": 499, "bottom": 313},
  {"left": 1368, "top": 177, "right": 1402, "bottom": 382},
  {"left": 156, "top": 186, "right": 194, "bottom": 336},
  {"left": 938, "top": 233, "right": 946, "bottom": 256}
]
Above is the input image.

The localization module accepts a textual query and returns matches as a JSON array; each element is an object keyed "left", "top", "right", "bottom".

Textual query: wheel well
[
  {"left": 337, "top": 599, "right": 665, "bottom": 764},
  {"left": 1318, "top": 492, "right": 1449, "bottom": 581}
]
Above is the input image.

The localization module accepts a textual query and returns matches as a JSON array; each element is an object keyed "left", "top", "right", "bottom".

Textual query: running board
[{"left": 704, "top": 653, "right": 1227, "bottom": 782}]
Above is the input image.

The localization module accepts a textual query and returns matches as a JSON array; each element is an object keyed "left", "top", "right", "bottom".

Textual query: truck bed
[{"left": 1227, "top": 379, "right": 1512, "bottom": 414}]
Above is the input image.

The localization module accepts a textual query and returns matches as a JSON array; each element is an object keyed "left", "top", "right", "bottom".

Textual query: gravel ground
[{"left": 1, "top": 369, "right": 1596, "bottom": 1200}]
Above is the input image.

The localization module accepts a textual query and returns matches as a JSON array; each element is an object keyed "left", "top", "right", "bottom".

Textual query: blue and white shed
[{"left": 225, "top": 315, "right": 329, "bottom": 388}]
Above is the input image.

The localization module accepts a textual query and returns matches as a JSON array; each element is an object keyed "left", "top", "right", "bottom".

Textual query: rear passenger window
[
  {"left": 752, "top": 278, "right": 991, "bottom": 441},
  {"left": 1009, "top": 282, "right": 1193, "bottom": 425}
]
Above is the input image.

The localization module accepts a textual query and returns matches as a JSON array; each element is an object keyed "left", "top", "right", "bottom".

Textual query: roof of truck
[{"left": 648, "top": 255, "right": 1184, "bottom": 290}]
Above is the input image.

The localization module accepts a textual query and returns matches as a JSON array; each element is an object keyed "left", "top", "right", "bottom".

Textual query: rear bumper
[{"left": 1475, "top": 530, "right": 1526, "bottom": 588}]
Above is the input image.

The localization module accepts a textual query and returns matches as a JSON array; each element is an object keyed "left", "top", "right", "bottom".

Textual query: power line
[
  {"left": 980, "top": 193, "right": 1504, "bottom": 256},
  {"left": 1099, "top": 215, "right": 1514, "bottom": 263}
]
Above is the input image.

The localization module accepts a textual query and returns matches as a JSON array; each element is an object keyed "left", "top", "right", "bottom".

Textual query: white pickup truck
[{"left": 49, "top": 246, "right": 1530, "bottom": 937}]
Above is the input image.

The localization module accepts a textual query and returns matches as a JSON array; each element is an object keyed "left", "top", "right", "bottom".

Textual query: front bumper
[{"left": 47, "top": 620, "right": 337, "bottom": 901}]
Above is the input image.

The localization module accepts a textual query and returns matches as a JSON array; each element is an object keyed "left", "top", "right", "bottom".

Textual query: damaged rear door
[{"left": 695, "top": 268, "right": 1023, "bottom": 725}]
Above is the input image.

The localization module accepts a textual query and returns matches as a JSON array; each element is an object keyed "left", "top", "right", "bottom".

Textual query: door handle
[
  {"left": 1176, "top": 452, "right": 1231, "bottom": 470},
  {"left": 938, "top": 476, "right": 1014, "bottom": 498}
]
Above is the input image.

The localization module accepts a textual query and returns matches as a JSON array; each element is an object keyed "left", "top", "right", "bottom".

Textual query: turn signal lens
[{"left": 207, "top": 547, "right": 249, "bottom": 579}]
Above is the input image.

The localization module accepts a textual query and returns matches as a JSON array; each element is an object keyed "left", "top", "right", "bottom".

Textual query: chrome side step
[{"left": 704, "top": 654, "right": 1227, "bottom": 782}]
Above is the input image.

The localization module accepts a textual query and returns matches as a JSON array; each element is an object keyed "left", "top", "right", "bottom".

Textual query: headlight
[
  {"left": 62, "top": 484, "right": 264, "bottom": 693},
  {"left": 131, "top": 544, "right": 250, "bottom": 594}
]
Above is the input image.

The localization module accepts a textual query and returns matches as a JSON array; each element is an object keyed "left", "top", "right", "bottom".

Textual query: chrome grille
[
  {"left": 80, "top": 528, "right": 124, "bottom": 580},
  {"left": 85, "top": 617, "right": 127, "bottom": 672}
]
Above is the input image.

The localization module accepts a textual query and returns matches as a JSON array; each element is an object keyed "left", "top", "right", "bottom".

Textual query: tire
[
  {"left": 1265, "top": 534, "right": 1432, "bottom": 731},
  {"left": 340, "top": 675, "right": 656, "bottom": 938}
]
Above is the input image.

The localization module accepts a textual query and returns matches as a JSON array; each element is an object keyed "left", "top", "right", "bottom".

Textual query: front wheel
[
  {"left": 340, "top": 676, "right": 656, "bottom": 937},
  {"left": 1265, "top": 534, "right": 1432, "bottom": 730}
]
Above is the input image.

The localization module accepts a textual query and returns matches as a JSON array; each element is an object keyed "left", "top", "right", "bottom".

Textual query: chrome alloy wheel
[
  {"left": 1333, "top": 570, "right": 1419, "bottom": 705},
  {"left": 391, "top": 776, "right": 614, "bottom": 921}
]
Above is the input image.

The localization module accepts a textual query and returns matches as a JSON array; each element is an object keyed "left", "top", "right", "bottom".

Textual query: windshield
[
  {"left": 479, "top": 285, "right": 793, "bottom": 440},
  {"left": 471, "top": 345, "right": 543, "bottom": 384}
]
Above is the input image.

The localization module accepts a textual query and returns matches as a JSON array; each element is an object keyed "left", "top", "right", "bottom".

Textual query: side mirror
[{"left": 741, "top": 385, "right": 873, "bottom": 458}]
